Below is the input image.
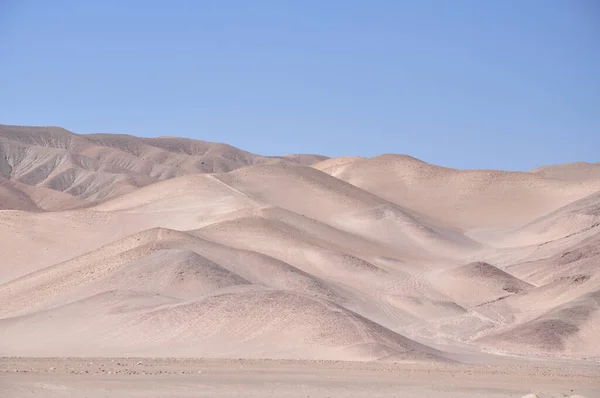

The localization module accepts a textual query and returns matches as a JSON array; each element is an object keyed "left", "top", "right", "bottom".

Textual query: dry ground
[
  {"left": 1, "top": 357, "right": 598, "bottom": 398},
  {"left": 1, "top": 125, "right": 600, "bottom": 396}
]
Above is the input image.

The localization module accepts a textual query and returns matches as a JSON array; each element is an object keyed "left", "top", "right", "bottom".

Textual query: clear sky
[{"left": 1, "top": 0, "right": 598, "bottom": 170}]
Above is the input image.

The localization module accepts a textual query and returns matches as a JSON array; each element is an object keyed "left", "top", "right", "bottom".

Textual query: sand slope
[
  {"left": 0, "top": 289, "right": 449, "bottom": 361},
  {"left": 1, "top": 125, "right": 600, "bottom": 363},
  {"left": 479, "top": 289, "right": 600, "bottom": 356},
  {"left": 531, "top": 161, "right": 600, "bottom": 181},
  {"left": 430, "top": 262, "right": 533, "bottom": 307},
  {"left": 319, "top": 154, "right": 600, "bottom": 230},
  {"left": 0, "top": 124, "right": 327, "bottom": 209},
  {"left": 515, "top": 190, "right": 600, "bottom": 243}
]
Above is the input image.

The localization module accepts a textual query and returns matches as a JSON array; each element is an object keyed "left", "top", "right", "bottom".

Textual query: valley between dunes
[{"left": 1, "top": 124, "right": 600, "bottom": 365}]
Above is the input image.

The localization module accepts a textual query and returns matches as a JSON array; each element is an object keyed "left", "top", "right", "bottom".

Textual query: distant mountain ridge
[{"left": 0, "top": 124, "right": 327, "bottom": 209}]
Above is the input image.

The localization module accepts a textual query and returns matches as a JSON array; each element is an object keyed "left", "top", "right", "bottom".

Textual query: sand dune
[
  {"left": 531, "top": 161, "right": 600, "bottom": 181},
  {"left": 1, "top": 125, "right": 600, "bottom": 365},
  {"left": 515, "top": 190, "right": 600, "bottom": 244},
  {"left": 93, "top": 173, "right": 259, "bottom": 214},
  {"left": 0, "top": 289, "right": 448, "bottom": 361},
  {"left": 278, "top": 153, "right": 329, "bottom": 165},
  {"left": 193, "top": 215, "right": 388, "bottom": 282},
  {"left": 0, "top": 227, "right": 348, "bottom": 318},
  {"left": 505, "top": 231, "right": 600, "bottom": 286},
  {"left": 0, "top": 124, "right": 327, "bottom": 209},
  {"left": 472, "top": 272, "right": 600, "bottom": 333},
  {"left": 319, "top": 154, "right": 600, "bottom": 230},
  {"left": 211, "top": 163, "right": 477, "bottom": 257},
  {"left": 311, "top": 156, "right": 365, "bottom": 174},
  {"left": 0, "top": 176, "right": 40, "bottom": 211},
  {"left": 479, "top": 289, "right": 600, "bottom": 356},
  {"left": 430, "top": 262, "right": 533, "bottom": 307},
  {"left": 97, "top": 248, "right": 251, "bottom": 298},
  {"left": 0, "top": 210, "right": 192, "bottom": 283}
]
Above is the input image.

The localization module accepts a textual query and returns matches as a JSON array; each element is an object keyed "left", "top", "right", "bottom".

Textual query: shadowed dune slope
[
  {"left": 478, "top": 289, "right": 600, "bottom": 356},
  {"left": 0, "top": 176, "right": 40, "bottom": 211},
  {"left": 0, "top": 289, "right": 450, "bottom": 361},
  {"left": 0, "top": 175, "right": 86, "bottom": 211},
  {"left": 0, "top": 227, "right": 346, "bottom": 318},
  {"left": 430, "top": 262, "right": 533, "bottom": 307},
  {"left": 474, "top": 271, "right": 600, "bottom": 330},
  {"left": 0, "top": 124, "right": 328, "bottom": 209}
]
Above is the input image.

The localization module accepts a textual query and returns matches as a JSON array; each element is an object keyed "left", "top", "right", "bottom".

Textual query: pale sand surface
[
  {"left": 2, "top": 125, "right": 600, "bottom": 396},
  {"left": 1, "top": 358, "right": 598, "bottom": 398}
]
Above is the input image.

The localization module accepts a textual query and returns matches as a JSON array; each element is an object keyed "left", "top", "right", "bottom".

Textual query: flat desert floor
[
  {"left": 2, "top": 358, "right": 599, "bottom": 398},
  {"left": 1, "top": 125, "right": 600, "bottom": 396}
]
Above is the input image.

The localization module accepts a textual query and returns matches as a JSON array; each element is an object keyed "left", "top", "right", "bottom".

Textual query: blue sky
[{"left": 1, "top": 0, "right": 598, "bottom": 170}]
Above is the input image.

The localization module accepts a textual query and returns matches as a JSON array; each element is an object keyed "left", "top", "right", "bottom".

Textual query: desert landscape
[{"left": 1, "top": 124, "right": 599, "bottom": 397}]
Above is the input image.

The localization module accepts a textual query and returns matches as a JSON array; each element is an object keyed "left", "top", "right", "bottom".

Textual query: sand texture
[{"left": 1, "top": 124, "right": 599, "bottom": 396}]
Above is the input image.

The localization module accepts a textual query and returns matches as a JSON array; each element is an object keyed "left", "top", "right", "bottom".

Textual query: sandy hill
[
  {"left": 1, "top": 125, "right": 599, "bottom": 363},
  {"left": 478, "top": 289, "right": 600, "bottom": 356},
  {"left": 0, "top": 176, "right": 41, "bottom": 212},
  {"left": 312, "top": 156, "right": 365, "bottom": 173},
  {"left": 317, "top": 154, "right": 600, "bottom": 230},
  {"left": 429, "top": 261, "right": 534, "bottom": 307},
  {"left": 0, "top": 227, "right": 447, "bottom": 361},
  {"left": 531, "top": 161, "right": 600, "bottom": 181},
  {"left": 0, "top": 124, "right": 327, "bottom": 209},
  {"left": 515, "top": 190, "right": 600, "bottom": 244}
]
